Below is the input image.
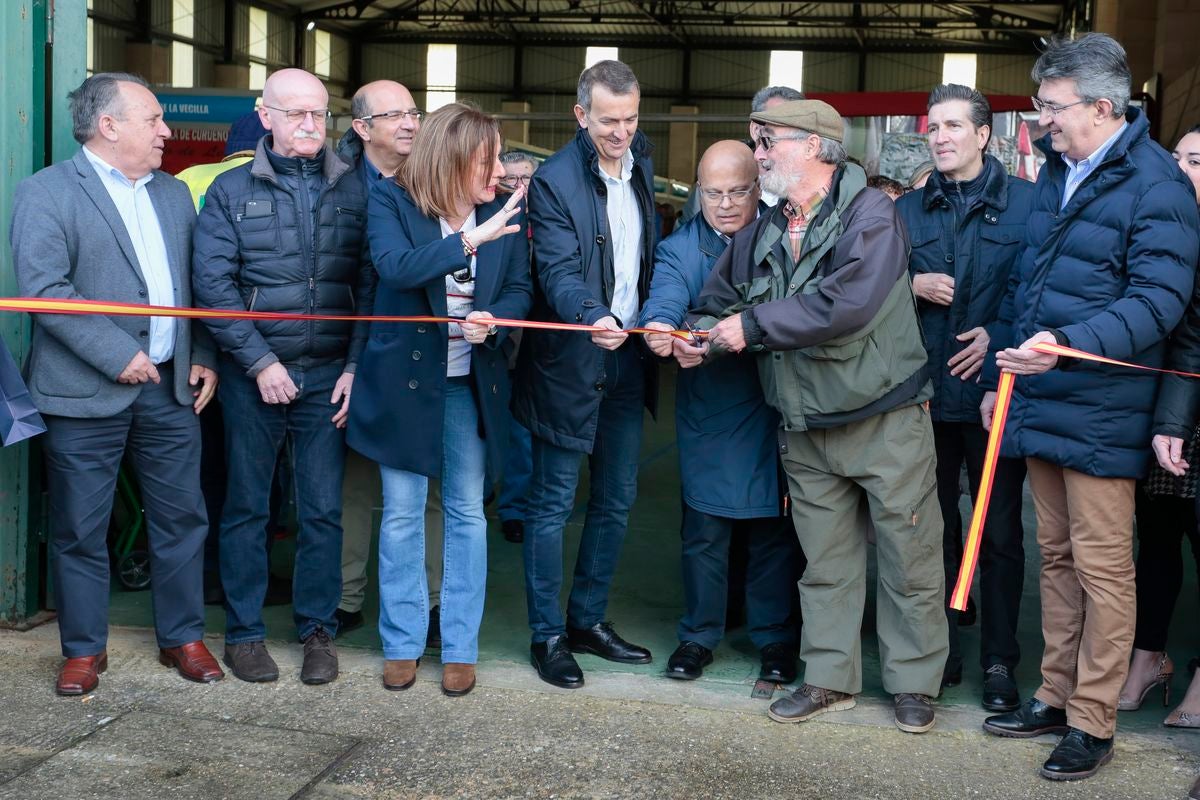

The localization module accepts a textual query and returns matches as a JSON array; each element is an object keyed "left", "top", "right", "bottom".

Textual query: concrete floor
[{"left": 7, "top": 368, "right": 1200, "bottom": 797}]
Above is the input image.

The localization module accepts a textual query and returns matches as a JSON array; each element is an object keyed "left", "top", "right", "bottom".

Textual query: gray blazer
[{"left": 9, "top": 148, "right": 216, "bottom": 418}]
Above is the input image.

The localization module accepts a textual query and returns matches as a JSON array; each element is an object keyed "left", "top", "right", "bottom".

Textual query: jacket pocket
[
  {"left": 800, "top": 337, "right": 867, "bottom": 361},
  {"left": 236, "top": 207, "right": 280, "bottom": 253}
]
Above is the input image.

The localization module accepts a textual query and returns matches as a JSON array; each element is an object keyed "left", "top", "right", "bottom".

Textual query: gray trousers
[
  {"left": 782, "top": 402, "right": 948, "bottom": 697},
  {"left": 43, "top": 366, "right": 208, "bottom": 657},
  {"left": 339, "top": 452, "right": 443, "bottom": 612}
]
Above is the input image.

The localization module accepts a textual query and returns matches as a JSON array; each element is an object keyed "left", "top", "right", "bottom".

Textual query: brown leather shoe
[
  {"left": 766, "top": 682, "right": 856, "bottom": 723},
  {"left": 383, "top": 658, "right": 419, "bottom": 691},
  {"left": 441, "top": 663, "right": 476, "bottom": 697},
  {"left": 159, "top": 641, "right": 225, "bottom": 683},
  {"left": 56, "top": 653, "right": 107, "bottom": 696}
]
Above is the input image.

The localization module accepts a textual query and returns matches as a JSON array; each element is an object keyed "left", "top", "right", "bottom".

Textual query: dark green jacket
[{"left": 689, "top": 163, "right": 930, "bottom": 432}]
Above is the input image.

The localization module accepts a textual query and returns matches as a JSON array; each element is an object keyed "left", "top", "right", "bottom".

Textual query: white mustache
[{"left": 294, "top": 130, "right": 323, "bottom": 140}]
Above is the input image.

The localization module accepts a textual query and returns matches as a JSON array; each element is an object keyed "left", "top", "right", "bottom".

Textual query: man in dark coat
[
  {"left": 193, "top": 68, "right": 374, "bottom": 687},
  {"left": 896, "top": 83, "right": 1032, "bottom": 711},
  {"left": 640, "top": 140, "right": 799, "bottom": 683},
  {"left": 511, "top": 60, "right": 659, "bottom": 689},
  {"left": 979, "top": 34, "right": 1199, "bottom": 782}
]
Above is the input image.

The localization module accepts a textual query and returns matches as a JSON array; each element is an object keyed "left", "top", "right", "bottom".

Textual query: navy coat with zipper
[
  {"left": 346, "top": 179, "right": 533, "bottom": 478},
  {"left": 639, "top": 212, "right": 782, "bottom": 519},
  {"left": 511, "top": 128, "right": 660, "bottom": 453},
  {"left": 897, "top": 155, "right": 1033, "bottom": 423},
  {"left": 983, "top": 108, "right": 1199, "bottom": 478}
]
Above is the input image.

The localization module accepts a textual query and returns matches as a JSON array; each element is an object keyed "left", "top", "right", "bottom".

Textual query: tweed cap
[{"left": 750, "top": 99, "right": 844, "bottom": 142}]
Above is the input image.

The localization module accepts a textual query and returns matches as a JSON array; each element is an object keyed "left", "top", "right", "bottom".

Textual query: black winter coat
[
  {"left": 511, "top": 128, "right": 659, "bottom": 453},
  {"left": 193, "top": 137, "right": 374, "bottom": 376},
  {"left": 897, "top": 156, "right": 1033, "bottom": 422}
]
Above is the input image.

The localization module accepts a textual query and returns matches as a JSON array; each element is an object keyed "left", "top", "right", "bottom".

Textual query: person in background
[
  {"left": 333, "top": 80, "right": 427, "bottom": 637},
  {"left": 908, "top": 160, "right": 935, "bottom": 192},
  {"left": 866, "top": 174, "right": 904, "bottom": 200},
  {"left": 1129, "top": 123, "right": 1200, "bottom": 728},
  {"left": 11, "top": 72, "right": 222, "bottom": 694},
  {"left": 896, "top": 83, "right": 1032, "bottom": 713},
  {"left": 193, "top": 67, "right": 374, "bottom": 686},
  {"left": 512, "top": 60, "right": 659, "bottom": 689},
  {"left": 348, "top": 103, "right": 532, "bottom": 696},
  {"left": 980, "top": 34, "right": 1198, "bottom": 781},
  {"left": 493, "top": 150, "right": 538, "bottom": 545},
  {"left": 641, "top": 140, "right": 800, "bottom": 684}
]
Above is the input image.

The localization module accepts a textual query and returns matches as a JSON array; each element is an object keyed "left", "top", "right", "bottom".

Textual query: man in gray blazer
[{"left": 10, "top": 72, "right": 224, "bottom": 695}]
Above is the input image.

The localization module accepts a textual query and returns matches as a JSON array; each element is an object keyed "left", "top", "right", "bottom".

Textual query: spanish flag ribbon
[
  {"left": 0, "top": 297, "right": 704, "bottom": 341},
  {"left": 950, "top": 340, "right": 1200, "bottom": 611}
]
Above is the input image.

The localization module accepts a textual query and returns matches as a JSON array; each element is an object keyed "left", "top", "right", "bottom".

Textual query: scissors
[{"left": 683, "top": 321, "right": 707, "bottom": 349}]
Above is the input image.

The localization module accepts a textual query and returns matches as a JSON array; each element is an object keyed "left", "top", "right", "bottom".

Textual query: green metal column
[{"left": 0, "top": 0, "right": 85, "bottom": 626}]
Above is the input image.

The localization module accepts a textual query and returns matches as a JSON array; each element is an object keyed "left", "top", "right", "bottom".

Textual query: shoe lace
[
  {"left": 896, "top": 693, "right": 932, "bottom": 705},
  {"left": 985, "top": 664, "right": 1011, "bottom": 680},
  {"left": 305, "top": 628, "right": 334, "bottom": 654}
]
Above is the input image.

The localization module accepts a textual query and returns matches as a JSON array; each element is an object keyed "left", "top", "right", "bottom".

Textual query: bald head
[
  {"left": 696, "top": 140, "right": 760, "bottom": 236},
  {"left": 350, "top": 80, "right": 421, "bottom": 175},
  {"left": 259, "top": 68, "right": 329, "bottom": 158}
]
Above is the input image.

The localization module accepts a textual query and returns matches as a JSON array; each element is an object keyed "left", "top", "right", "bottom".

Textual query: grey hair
[
  {"left": 1031, "top": 33, "right": 1131, "bottom": 118},
  {"left": 750, "top": 85, "right": 804, "bottom": 113},
  {"left": 350, "top": 89, "right": 371, "bottom": 122},
  {"left": 68, "top": 72, "right": 148, "bottom": 144},
  {"left": 790, "top": 130, "right": 847, "bottom": 165},
  {"left": 499, "top": 150, "right": 537, "bottom": 168},
  {"left": 927, "top": 83, "right": 993, "bottom": 149},
  {"left": 577, "top": 60, "right": 639, "bottom": 113}
]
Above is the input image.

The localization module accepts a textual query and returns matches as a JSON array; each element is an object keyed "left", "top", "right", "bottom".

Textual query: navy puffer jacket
[
  {"left": 983, "top": 108, "right": 1199, "bottom": 477},
  {"left": 193, "top": 137, "right": 373, "bottom": 376},
  {"left": 898, "top": 155, "right": 1033, "bottom": 422}
]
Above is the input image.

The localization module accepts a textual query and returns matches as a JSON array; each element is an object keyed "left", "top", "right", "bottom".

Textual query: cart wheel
[{"left": 117, "top": 550, "right": 151, "bottom": 591}]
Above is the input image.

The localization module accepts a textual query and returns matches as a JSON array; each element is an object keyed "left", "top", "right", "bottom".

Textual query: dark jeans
[
  {"left": 43, "top": 365, "right": 208, "bottom": 656},
  {"left": 218, "top": 358, "right": 346, "bottom": 644},
  {"left": 523, "top": 344, "right": 645, "bottom": 643},
  {"left": 678, "top": 503, "right": 797, "bottom": 651},
  {"left": 1132, "top": 489, "right": 1200, "bottom": 651},
  {"left": 934, "top": 420, "right": 1026, "bottom": 672}
]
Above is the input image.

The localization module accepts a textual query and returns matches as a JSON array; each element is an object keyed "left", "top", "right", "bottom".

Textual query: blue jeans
[
  {"left": 523, "top": 344, "right": 645, "bottom": 643},
  {"left": 496, "top": 411, "right": 532, "bottom": 523},
  {"left": 218, "top": 358, "right": 346, "bottom": 644},
  {"left": 377, "top": 380, "right": 488, "bottom": 663}
]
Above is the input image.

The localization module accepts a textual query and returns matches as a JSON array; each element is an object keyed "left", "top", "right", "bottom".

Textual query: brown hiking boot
[
  {"left": 894, "top": 693, "right": 936, "bottom": 733},
  {"left": 382, "top": 659, "right": 419, "bottom": 691},
  {"left": 767, "top": 682, "right": 856, "bottom": 723},
  {"left": 441, "top": 663, "right": 476, "bottom": 697}
]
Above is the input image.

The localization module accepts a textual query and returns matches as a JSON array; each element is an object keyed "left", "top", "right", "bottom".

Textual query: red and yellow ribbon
[{"left": 0, "top": 297, "right": 704, "bottom": 341}]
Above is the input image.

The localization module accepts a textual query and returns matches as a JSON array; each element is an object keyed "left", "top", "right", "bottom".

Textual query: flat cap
[{"left": 750, "top": 99, "right": 844, "bottom": 143}]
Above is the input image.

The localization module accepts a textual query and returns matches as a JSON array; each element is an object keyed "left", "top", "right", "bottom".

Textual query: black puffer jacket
[{"left": 193, "top": 137, "right": 373, "bottom": 376}]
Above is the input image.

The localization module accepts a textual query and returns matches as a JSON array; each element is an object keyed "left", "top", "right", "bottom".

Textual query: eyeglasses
[
  {"left": 264, "top": 106, "right": 332, "bottom": 124},
  {"left": 499, "top": 175, "right": 533, "bottom": 186},
  {"left": 359, "top": 109, "right": 424, "bottom": 124},
  {"left": 699, "top": 185, "right": 757, "bottom": 204},
  {"left": 1030, "top": 97, "right": 1090, "bottom": 117},
  {"left": 756, "top": 133, "right": 805, "bottom": 152}
]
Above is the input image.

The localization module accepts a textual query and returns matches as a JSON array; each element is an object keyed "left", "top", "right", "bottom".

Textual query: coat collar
[
  {"left": 921, "top": 154, "right": 1010, "bottom": 213},
  {"left": 572, "top": 127, "right": 654, "bottom": 182},
  {"left": 250, "top": 136, "right": 354, "bottom": 187}
]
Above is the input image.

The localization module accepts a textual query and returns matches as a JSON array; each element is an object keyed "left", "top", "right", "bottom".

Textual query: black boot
[{"left": 531, "top": 635, "right": 584, "bottom": 689}]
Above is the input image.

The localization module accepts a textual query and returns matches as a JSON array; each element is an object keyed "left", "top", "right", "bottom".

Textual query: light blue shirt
[
  {"left": 83, "top": 146, "right": 177, "bottom": 364},
  {"left": 596, "top": 149, "right": 643, "bottom": 328},
  {"left": 1061, "top": 122, "right": 1128, "bottom": 209}
]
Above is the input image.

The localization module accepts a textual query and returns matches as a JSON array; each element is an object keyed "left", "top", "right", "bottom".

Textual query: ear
[
  {"left": 257, "top": 105, "right": 273, "bottom": 132},
  {"left": 977, "top": 123, "right": 991, "bottom": 150},
  {"left": 573, "top": 104, "right": 588, "bottom": 129},
  {"left": 97, "top": 113, "right": 120, "bottom": 143},
  {"left": 351, "top": 117, "right": 370, "bottom": 141},
  {"left": 1092, "top": 98, "right": 1115, "bottom": 123}
]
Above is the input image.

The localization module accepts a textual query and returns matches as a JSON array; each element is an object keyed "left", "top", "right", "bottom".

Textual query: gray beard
[{"left": 760, "top": 168, "right": 791, "bottom": 199}]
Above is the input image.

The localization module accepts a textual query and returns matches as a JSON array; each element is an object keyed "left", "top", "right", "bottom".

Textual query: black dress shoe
[
  {"left": 334, "top": 608, "right": 364, "bottom": 635},
  {"left": 531, "top": 635, "right": 584, "bottom": 689},
  {"left": 567, "top": 622, "right": 652, "bottom": 664},
  {"left": 427, "top": 605, "right": 441, "bottom": 649},
  {"left": 501, "top": 519, "right": 524, "bottom": 543},
  {"left": 982, "top": 697, "right": 1069, "bottom": 738},
  {"left": 1040, "top": 728, "right": 1114, "bottom": 781},
  {"left": 981, "top": 664, "right": 1020, "bottom": 712},
  {"left": 758, "top": 642, "right": 798, "bottom": 684},
  {"left": 666, "top": 642, "right": 713, "bottom": 680}
]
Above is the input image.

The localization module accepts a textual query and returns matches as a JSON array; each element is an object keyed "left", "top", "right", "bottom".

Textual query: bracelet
[{"left": 460, "top": 231, "right": 477, "bottom": 258}]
